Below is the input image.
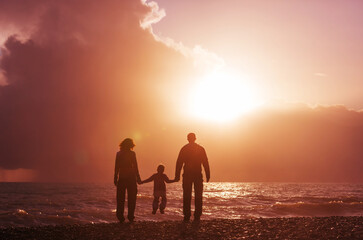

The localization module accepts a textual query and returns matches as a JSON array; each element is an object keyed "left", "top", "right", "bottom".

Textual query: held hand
[
  {"left": 137, "top": 179, "right": 142, "bottom": 185},
  {"left": 206, "top": 176, "right": 210, "bottom": 183}
]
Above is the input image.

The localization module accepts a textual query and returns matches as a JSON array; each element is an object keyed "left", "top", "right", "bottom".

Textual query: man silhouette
[{"left": 175, "top": 133, "right": 210, "bottom": 222}]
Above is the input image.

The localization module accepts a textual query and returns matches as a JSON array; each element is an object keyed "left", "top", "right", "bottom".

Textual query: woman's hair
[{"left": 119, "top": 138, "right": 135, "bottom": 150}]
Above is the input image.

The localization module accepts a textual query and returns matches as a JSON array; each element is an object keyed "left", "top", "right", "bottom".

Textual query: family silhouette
[{"left": 113, "top": 133, "right": 210, "bottom": 223}]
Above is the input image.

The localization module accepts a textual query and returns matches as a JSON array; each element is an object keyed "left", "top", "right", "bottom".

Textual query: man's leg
[
  {"left": 127, "top": 179, "right": 137, "bottom": 222},
  {"left": 116, "top": 180, "right": 126, "bottom": 222},
  {"left": 182, "top": 177, "right": 192, "bottom": 221},
  {"left": 194, "top": 178, "right": 203, "bottom": 220}
]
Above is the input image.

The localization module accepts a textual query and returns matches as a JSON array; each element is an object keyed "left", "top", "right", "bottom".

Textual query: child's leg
[
  {"left": 152, "top": 195, "right": 159, "bottom": 213},
  {"left": 160, "top": 194, "right": 167, "bottom": 213}
]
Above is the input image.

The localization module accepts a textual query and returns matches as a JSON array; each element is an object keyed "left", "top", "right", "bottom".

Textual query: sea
[{"left": 0, "top": 182, "right": 362, "bottom": 228}]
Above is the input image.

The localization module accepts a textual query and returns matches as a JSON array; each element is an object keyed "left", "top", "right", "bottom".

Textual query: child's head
[{"left": 157, "top": 164, "right": 165, "bottom": 174}]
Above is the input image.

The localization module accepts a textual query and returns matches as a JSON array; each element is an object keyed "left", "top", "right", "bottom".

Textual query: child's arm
[
  {"left": 164, "top": 175, "right": 177, "bottom": 183},
  {"left": 141, "top": 174, "right": 155, "bottom": 184}
]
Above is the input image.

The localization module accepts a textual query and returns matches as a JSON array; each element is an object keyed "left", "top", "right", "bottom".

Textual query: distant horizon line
[{"left": 1, "top": 181, "right": 362, "bottom": 184}]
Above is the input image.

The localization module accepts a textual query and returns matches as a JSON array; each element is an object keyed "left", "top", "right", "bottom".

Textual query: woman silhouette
[{"left": 114, "top": 138, "right": 141, "bottom": 222}]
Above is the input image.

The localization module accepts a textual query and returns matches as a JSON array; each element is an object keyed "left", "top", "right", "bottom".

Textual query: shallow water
[{"left": 0, "top": 182, "right": 362, "bottom": 227}]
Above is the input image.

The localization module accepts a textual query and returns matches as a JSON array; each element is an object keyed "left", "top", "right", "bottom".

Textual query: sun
[{"left": 188, "top": 70, "right": 261, "bottom": 122}]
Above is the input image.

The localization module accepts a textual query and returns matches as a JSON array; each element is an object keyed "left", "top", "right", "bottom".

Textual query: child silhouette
[{"left": 141, "top": 164, "right": 176, "bottom": 214}]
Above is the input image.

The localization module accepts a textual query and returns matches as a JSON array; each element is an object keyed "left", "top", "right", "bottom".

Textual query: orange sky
[
  {"left": 153, "top": 0, "right": 363, "bottom": 110},
  {"left": 0, "top": 0, "right": 362, "bottom": 182}
]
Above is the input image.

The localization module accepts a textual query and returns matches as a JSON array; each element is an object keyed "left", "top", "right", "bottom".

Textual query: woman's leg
[
  {"left": 116, "top": 180, "right": 126, "bottom": 222},
  {"left": 127, "top": 179, "right": 137, "bottom": 222}
]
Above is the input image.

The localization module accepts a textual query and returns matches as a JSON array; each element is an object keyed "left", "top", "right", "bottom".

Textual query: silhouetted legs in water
[
  {"left": 116, "top": 178, "right": 137, "bottom": 222},
  {"left": 183, "top": 177, "right": 203, "bottom": 221},
  {"left": 152, "top": 192, "right": 167, "bottom": 214}
]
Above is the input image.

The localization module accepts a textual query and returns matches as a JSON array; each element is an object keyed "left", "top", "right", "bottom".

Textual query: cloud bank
[
  {"left": 206, "top": 104, "right": 363, "bottom": 182},
  {"left": 0, "top": 0, "right": 197, "bottom": 181}
]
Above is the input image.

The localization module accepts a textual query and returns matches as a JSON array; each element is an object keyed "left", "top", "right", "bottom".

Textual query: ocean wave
[
  {"left": 268, "top": 201, "right": 363, "bottom": 217},
  {"left": 0, "top": 182, "right": 362, "bottom": 227}
]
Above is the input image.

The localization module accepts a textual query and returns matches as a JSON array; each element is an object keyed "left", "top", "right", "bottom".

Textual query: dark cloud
[{"left": 0, "top": 0, "right": 193, "bottom": 181}]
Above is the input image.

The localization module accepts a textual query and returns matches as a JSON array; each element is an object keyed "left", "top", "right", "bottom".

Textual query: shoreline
[{"left": 1, "top": 216, "right": 362, "bottom": 239}]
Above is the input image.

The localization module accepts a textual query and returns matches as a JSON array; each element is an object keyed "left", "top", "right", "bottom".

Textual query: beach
[{"left": 1, "top": 216, "right": 362, "bottom": 240}]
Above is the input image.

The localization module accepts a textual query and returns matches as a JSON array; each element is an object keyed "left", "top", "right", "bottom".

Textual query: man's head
[{"left": 187, "top": 133, "right": 196, "bottom": 143}]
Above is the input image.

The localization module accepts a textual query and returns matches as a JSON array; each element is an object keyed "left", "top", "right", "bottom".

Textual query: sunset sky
[{"left": 0, "top": 0, "right": 362, "bottom": 182}]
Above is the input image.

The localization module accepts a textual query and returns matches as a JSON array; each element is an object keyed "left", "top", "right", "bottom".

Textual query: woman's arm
[
  {"left": 114, "top": 152, "right": 119, "bottom": 186},
  {"left": 132, "top": 152, "right": 142, "bottom": 184}
]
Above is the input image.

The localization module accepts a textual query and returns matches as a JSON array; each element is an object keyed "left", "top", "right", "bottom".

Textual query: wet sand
[{"left": 1, "top": 216, "right": 362, "bottom": 239}]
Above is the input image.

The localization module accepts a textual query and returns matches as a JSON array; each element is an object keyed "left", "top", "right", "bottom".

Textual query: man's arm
[
  {"left": 114, "top": 153, "right": 119, "bottom": 186},
  {"left": 202, "top": 148, "right": 210, "bottom": 182},
  {"left": 175, "top": 149, "right": 184, "bottom": 181}
]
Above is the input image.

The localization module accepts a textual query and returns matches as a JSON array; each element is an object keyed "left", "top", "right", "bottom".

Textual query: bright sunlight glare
[{"left": 188, "top": 70, "right": 262, "bottom": 122}]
